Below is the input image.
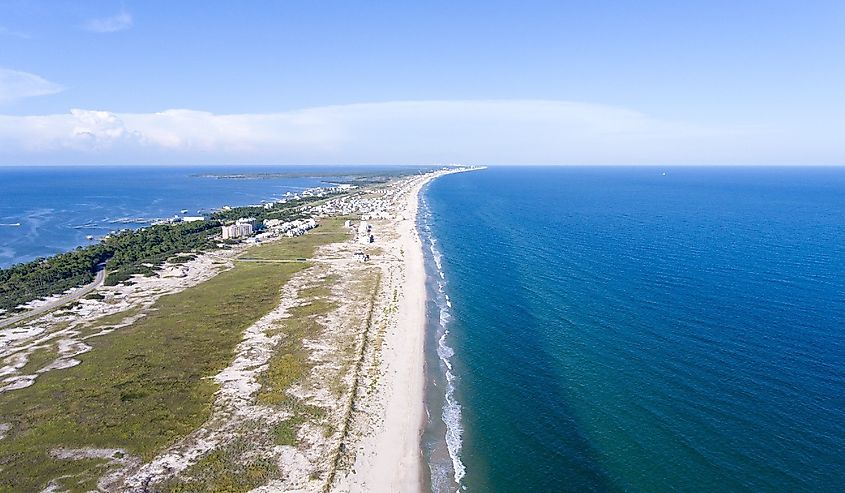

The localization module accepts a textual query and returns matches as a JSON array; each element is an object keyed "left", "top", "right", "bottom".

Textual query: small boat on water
[
  {"left": 180, "top": 209, "right": 189, "bottom": 214},
  {"left": 86, "top": 235, "right": 95, "bottom": 240},
  {"left": 0, "top": 223, "right": 21, "bottom": 227}
]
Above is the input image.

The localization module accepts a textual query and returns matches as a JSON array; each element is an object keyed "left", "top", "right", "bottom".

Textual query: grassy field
[
  {"left": 164, "top": 236, "right": 384, "bottom": 492},
  {"left": 244, "top": 220, "right": 350, "bottom": 262},
  {"left": 0, "top": 219, "right": 350, "bottom": 492}
]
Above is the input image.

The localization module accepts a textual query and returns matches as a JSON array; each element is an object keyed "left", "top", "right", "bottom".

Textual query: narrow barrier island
[{"left": 0, "top": 168, "right": 472, "bottom": 492}]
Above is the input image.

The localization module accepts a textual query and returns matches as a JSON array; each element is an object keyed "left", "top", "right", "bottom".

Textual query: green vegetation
[
  {"left": 19, "top": 344, "right": 57, "bottom": 374},
  {"left": 0, "top": 245, "right": 110, "bottom": 311},
  {"left": 102, "top": 220, "right": 221, "bottom": 286},
  {"left": 0, "top": 221, "right": 350, "bottom": 492},
  {"left": 272, "top": 404, "right": 328, "bottom": 447},
  {"left": 258, "top": 266, "right": 380, "bottom": 457},
  {"left": 0, "top": 221, "right": 219, "bottom": 311},
  {"left": 78, "top": 306, "right": 143, "bottom": 337},
  {"left": 0, "top": 260, "right": 302, "bottom": 491},
  {"left": 0, "top": 192, "right": 342, "bottom": 312},
  {"left": 209, "top": 195, "right": 322, "bottom": 224},
  {"left": 161, "top": 438, "right": 276, "bottom": 493},
  {"left": 257, "top": 297, "right": 338, "bottom": 406}
]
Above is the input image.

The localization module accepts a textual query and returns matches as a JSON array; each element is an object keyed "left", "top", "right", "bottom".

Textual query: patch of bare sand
[{"left": 0, "top": 248, "right": 241, "bottom": 393}]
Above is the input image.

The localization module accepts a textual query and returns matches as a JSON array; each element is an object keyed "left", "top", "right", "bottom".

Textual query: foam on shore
[{"left": 419, "top": 192, "right": 466, "bottom": 492}]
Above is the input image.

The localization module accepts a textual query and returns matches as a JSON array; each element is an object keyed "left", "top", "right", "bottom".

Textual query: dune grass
[
  {"left": 160, "top": 437, "right": 277, "bottom": 493},
  {"left": 244, "top": 219, "right": 350, "bottom": 261},
  {"left": 19, "top": 343, "right": 58, "bottom": 374},
  {"left": 0, "top": 219, "right": 349, "bottom": 492},
  {"left": 256, "top": 296, "right": 338, "bottom": 407}
]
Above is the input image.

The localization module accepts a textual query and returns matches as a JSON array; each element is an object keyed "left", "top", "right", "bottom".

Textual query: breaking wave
[{"left": 419, "top": 196, "right": 466, "bottom": 491}]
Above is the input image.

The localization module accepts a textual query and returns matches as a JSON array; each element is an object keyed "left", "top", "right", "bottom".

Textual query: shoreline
[
  {"left": 341, "top": 172, "right": 436, "bottom": 492},
  {"left": 0, "top": 167, "right": 480, "bottom": 491},
  {"left": 345, "top": 167, "right": 480, "bottom": 492}
]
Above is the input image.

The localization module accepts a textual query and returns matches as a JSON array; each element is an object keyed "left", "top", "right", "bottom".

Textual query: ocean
[
  {"left": 0, "top": 166, "right": 354, "bottom": 269},
  {"left": 420, "top": 167, "right": 845, "bottom": 492}
]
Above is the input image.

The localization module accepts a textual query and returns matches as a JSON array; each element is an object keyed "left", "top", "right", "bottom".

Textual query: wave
[
  {"left": 419, "top": 193, "right": 467, "bottom": 490},
  {"left": 72, "top": 222, "right": 100, "bottom": 229},
  {"left": 107, "top": 217, "right": 158, "bottom": 225},
  {"left": 436, "top": 305, "right": 465, "bottom": 486},
  {"left": 425, "top": 217, "right": 466, "bottom": 489}
]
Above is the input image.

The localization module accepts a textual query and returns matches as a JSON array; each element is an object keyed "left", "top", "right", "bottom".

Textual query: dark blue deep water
[{"left": 420, "top": 167, "right": 845, "bottom": 492}]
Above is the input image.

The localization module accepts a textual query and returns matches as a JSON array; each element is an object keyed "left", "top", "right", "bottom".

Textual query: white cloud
[
  {"left": 83, "top": 11, "right": 133, "bottom": 33},
  {"left": 0, "top": 100, "right": 838, "bottom": 165},
  {"left": 0, "top": 69, "right": 63, "bottom": 104}
]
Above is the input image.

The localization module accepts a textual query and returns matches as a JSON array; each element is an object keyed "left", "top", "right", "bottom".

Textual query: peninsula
[{"left": 0, "top": 167, "right": 474, "bottom": 492}]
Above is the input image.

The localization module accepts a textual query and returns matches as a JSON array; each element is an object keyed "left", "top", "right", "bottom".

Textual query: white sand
[
  {"left": 344, "top": 169, "right": 474, "bottom": 493},
  {"left": 0, "top": 168, "right": 478, "bottom": 491}
]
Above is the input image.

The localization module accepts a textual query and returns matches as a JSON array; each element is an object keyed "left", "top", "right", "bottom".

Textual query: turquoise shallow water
[{"left": 420, "top": 167, "right": 845, "bottom": 492}]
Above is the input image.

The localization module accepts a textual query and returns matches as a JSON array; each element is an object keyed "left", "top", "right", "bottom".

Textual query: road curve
[{"left": 0, "top": 264, "right": 107, "bottom": 330}]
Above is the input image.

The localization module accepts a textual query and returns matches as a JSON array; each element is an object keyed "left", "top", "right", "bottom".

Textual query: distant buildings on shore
[
  {"left": 221, "top": 218, "right": 256, "bottom": 239},
  {"left": 221, "top": 216, "right": 319, "bottom": 242},
  {"left": 152, "top": 214, "right": 207, "bottom": 226},
  {"left": 262, "top": 218, "right": 318, "bottom": 237}
]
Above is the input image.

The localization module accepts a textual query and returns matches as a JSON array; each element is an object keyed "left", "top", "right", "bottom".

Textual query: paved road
[{"left": 0, "top": 264, "right": 107, "bottom": 330}]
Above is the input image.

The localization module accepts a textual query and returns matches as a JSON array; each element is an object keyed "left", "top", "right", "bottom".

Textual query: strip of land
[{"left": 0, "top": 167, "right": 474, "bottom": 492}]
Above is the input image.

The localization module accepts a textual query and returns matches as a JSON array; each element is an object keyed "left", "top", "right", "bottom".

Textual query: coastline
[
  {"left": 0, "top": 167, "right": 479, "bottom": 491},
  {"left": 343, "top": 167, "right": 479, "bottom": 493},
  {"left": 340, "top": 172, "right": 435, "bottom": 492}
]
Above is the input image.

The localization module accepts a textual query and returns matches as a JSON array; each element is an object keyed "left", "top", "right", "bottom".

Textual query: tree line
[
  {"left": 0, "top": 194, "right": 331, "bottom": 312},
  {"left": 0, "top": 220, "right": 224, "bottom": 311}
]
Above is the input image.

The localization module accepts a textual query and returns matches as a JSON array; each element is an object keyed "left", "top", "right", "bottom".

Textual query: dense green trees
[
  {"left": 0, "top": 246, "right": 111, "bottom": 311},
  {"left": 102, "top": 220, "right": 221, "bottom": 286},
  {"left": 0, "top": 221, "right": 220, "bottom": 311},
  {"left": 0, "top": 192, "right": 336, "bottom": 312}
]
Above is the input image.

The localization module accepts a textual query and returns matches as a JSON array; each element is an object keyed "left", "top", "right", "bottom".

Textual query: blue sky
[{"left": 1, "top": 0, "right": 843, "bottom": 165}]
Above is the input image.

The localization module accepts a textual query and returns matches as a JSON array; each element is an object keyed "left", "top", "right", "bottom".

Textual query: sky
[{"left": 0, "top": 0, "right": 844, "bottom": 165}]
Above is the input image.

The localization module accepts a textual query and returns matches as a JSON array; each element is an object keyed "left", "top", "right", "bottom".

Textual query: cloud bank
[
  {"left": 83, "top": 11, "right": 133, "bottom": 33},
  {"left": 0, "top": 100, "right": 836, "bottom": 165},
  {"left": 0, "top": 69, "right": 63, "bottom": 104}
]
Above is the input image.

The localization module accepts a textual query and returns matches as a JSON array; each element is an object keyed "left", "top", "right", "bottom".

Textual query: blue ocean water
[
  {"left": 0, "top": 166, "right": 343, "bottom": 268},
  {"left": 420, "top": 167, "right": 845, "bottom": 492}
]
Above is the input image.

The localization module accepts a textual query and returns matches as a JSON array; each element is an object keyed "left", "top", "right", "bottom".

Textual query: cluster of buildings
[
  {"left": 220, "top": 216, "right": 320, "bottom": 242},
  {"left": 300, "top": 183, "right": 356, "bottom": 197},
  {"left": 151, "top": 215, "right": 206, "bottom": 226},
  {"left": 221, "top": 218, "right": 256, "bottom": 240},
  {"left": 356, "top": 220, "right": 374, "bottom": 244},
  {"left": 310, "top": 193, "right": 395, "bottom": 219},
  {"left": 256, "top": 184, "right": 357, "bottom": 210},
  {"left": 262, "top": 218, "right": 318, "bottom": 237}
]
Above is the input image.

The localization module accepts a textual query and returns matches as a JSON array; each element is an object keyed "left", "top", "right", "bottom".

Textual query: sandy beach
[
  {"left": 342, "top": 167, "right": 477, "bottom": 493},
  {"left": 0, "top": 168, "right": 474, "bottom": 491},
  {"left": 342, "top": 174, "right": 430, "bottom": 492}
]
